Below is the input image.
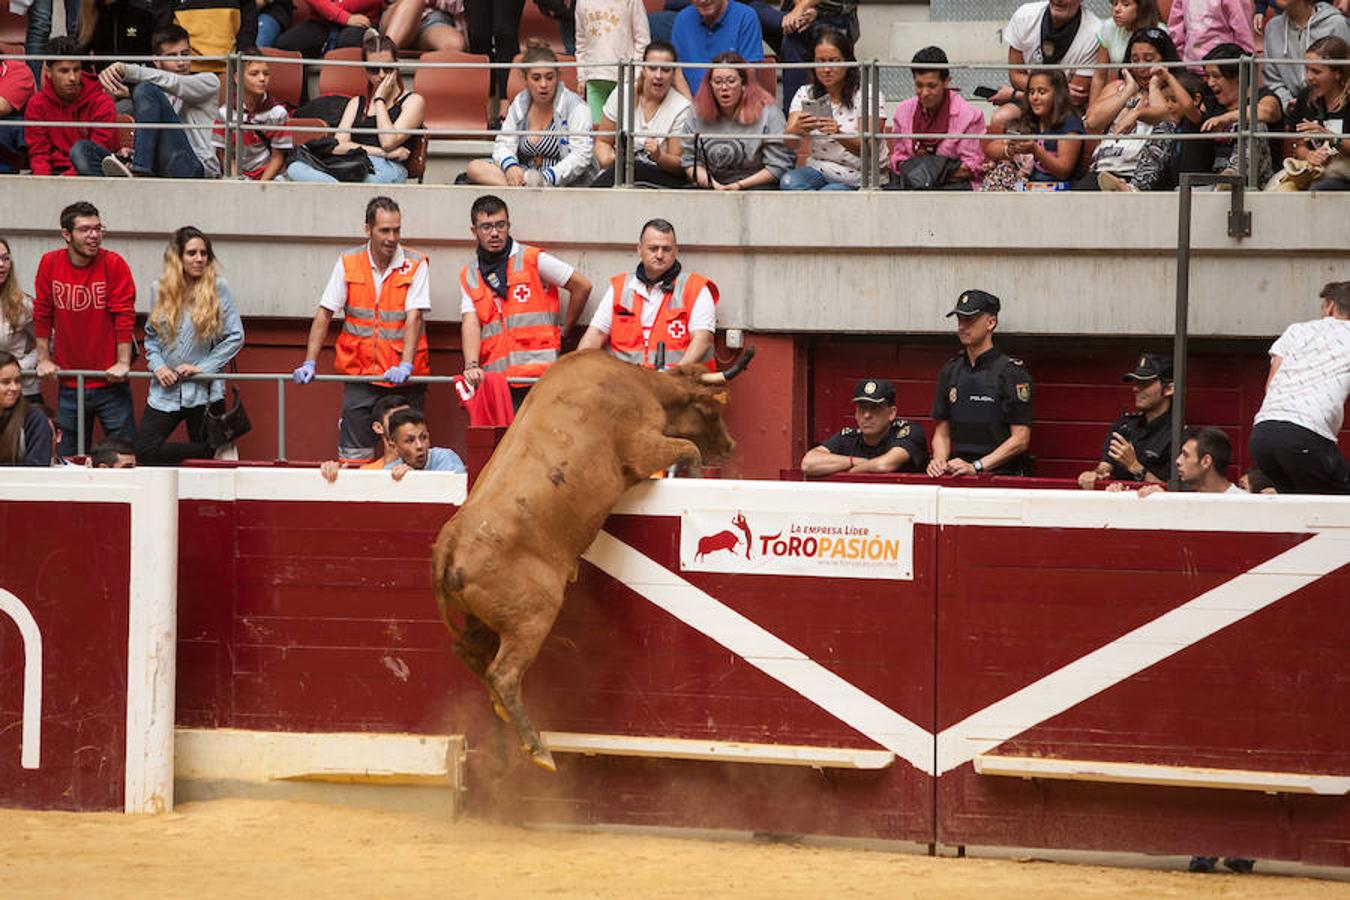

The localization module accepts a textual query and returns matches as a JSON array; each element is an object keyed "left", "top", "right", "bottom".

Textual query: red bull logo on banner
[{"left": 680, "top": 509, "right": 914, "bottom": 580}]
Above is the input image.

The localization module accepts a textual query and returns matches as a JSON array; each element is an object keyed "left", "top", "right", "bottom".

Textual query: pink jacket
[
  {"left": 888, "top": 90, "right": 987, "bottom": 189},
  {"left": 1168, "top": 0, "right": 1255, "bottom": 63}
]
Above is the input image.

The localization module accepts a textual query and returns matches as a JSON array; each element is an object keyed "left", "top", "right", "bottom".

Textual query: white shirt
[
  {"left": 1004, "top": 1, "right": 1104, "bottom": 79},
  {"left": 320, "top": 245, "right": 430, "bottom": 314},
  {"left": 602, "top": 85, "right": 692, "bottom": 165},
  {"left": 1254, "top": 316, "right": 1350, "bottom": 441},
  {"left": 459, "top": 240, "right": 576, "bottom": 315},
  {"left": 587, "top": 273, "right": 716, "bottom": 341},
  {"left": 1224, "top": 483, "right": 1246, "bottom": 495}
]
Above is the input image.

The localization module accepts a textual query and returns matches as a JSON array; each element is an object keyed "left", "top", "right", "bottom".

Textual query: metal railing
[
  {"left": 2, "top": 50, "right": 1343, "bottom": 190},
  {"left": 43, "top": 369, "right": 533, "bottom": 459}
]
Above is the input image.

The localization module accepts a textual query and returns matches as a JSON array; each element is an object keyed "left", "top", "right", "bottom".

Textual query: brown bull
[{"left": 431, "top": 348, "right": 754, "bottom": 771}]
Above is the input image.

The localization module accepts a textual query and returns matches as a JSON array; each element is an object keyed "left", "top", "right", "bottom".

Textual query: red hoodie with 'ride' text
[{"left": 24, "top": 71, "right": 117, "bottom": 176}]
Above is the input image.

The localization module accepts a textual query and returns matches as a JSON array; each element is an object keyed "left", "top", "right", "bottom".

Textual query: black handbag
[
  {"left": 295, "top": 137, "right": 375, "bottom": 183},
  {"left": 204, "top": 380, "right": 252, "bottom": 448},
  {"left": 887, "top": 152, "right": 961, "bottom": 190}
]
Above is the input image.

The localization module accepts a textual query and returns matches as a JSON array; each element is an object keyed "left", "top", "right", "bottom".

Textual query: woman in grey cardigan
[
  {"left": 135, "top": 227, "right": 245, "bottom": 465},
  {"left": 681, "top": 51, "right": 792, "bottom": 190}
]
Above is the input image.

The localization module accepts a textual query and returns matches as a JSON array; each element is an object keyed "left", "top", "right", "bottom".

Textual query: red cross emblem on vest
[
  {"left": 667, "top": 319, "right": 687, "bottom": 340},
  {"left": 512, "top": 284, "right": 532, "bottom": 303}
]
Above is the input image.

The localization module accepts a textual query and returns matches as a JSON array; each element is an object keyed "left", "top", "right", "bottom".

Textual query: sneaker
[
  {"left": 1097, "top": 171, "right": 1134, "bottom": 192},
  {"left": 102, "top": 154, "right": 134, "bottom": 178},
  {"left": 213, "top": 441, "right": 238, "bottom": 461},
  {"left": 1222, "top": 858, "right": 1255, "bottom": 874},
  {"left": 1187, "top": 856, "right": 1217, "bottom": 873}
]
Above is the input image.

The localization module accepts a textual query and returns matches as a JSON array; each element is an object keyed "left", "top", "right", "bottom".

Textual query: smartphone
[
  {"left": 973, "top": 85, "right": 999, "bottom": 100},
  {"left": 802, "top": 97, "right": 833, "bottom": 120}
]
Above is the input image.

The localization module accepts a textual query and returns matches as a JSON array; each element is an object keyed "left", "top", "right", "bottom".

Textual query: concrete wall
[{"left": 1, "top": 178, "right": 1346, "bottom": 338}]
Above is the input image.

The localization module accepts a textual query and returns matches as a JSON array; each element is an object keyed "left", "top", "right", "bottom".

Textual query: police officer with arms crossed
[
  {"left": 801, "top": 379, "right": 928, "bottom": 476},
  {"left": 926, "top": 290, "right": 1034, "bottom": 477},
  {"left": 1077, "top": 353, "right": 1174, "bottom": 489},
  {"left": 293, "top": 196, "right": 430, "bottom": 460},
  {"left": 459, "top": 195, "right": 592, "bottom": 408},
  {"left": 1249, "top": 281, "right": 1350, "bottom": 495},
  {"left": 578, "top": 218, "right": 718, "bottom": 370}
]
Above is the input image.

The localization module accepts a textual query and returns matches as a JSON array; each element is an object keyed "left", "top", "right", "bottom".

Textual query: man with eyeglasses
[
  {"left": 458, "top": 194, "right": 592, "bottom": 408},
  {"left": 33, "top": 201, "right": 139, "bottom": 456},
  {"left": 88, "top": 25, "right": 220, "bottom": 179}
]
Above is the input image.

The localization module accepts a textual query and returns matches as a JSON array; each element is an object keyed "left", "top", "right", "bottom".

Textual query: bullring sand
[{"left": 4, "top": 799, "right": 1349, "bottom": 899}]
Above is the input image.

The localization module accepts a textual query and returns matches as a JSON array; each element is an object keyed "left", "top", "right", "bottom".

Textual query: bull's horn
[{"left": 700, "top": 346, "right": 756, "bottom": 384}]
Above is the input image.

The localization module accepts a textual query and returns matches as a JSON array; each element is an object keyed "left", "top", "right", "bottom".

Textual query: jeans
[
  {"left": 57, "top": 382, "right": 136, "bottom": 456},
  {"left": 256, "top": 12, "right": 284, "bottom": 48},
  {"left": 68, "top": 139, "right": 118, "bottom": 176},
  {"left": 0, "top": 112, "right": 25, "bottom": 173},
  {"left": 274, "top": 21, "right": 365, "bottom": 57},
  {"left": 780, "top": 165, "right": 855, "bottom": 191},
  {"left": 286, "top": 155, "right": 408, "bottom": 183},
  {"left": 24, "top": 0, "right": 79, "bottom": 79},
  {"left": 125, "top": 83, "right": 206, "bottom": 177},
  {"left": 135, "top": 401, "right": 223, "bottom": 466}
]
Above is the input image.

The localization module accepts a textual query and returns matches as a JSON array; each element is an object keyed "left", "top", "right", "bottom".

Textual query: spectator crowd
[
  {"left": 0, "top": 0, "right": 1346, "bottom": 188},
  {"left": 1, "top": 193, "right": 1345, "bottom": 499}
]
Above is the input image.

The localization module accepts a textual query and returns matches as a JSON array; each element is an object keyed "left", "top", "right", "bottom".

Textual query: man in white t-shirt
[
  {"left": 990, "top": 0, "right": 1101, "bottom": 131},
  {"left": 458, "top": 194, "right": 592, "bottom": 408},
  {"left": 1174, "top": 427, "right": 1245, "bottom": 494},
  {"left": 1250, "top": 281, "right": 1350, "bottom": 495},
  {"left": 578, "top": 218, "right": 718, "bottom": 371}
]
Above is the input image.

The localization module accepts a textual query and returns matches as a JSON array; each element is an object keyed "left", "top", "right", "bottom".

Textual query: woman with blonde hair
[
  {"left": 0, "top": 238, "right": 40, "bottom": 408},
  {"left": 135, "top": 227, "right": 245, "bottom": 466}
]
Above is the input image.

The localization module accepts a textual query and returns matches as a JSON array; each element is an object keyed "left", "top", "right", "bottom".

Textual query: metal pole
[
  {"left": 76, "top": 373, "right": 85, "bottom": 456},
  {"left": 623, "top": 59, "right": 637, "bottom": 188},
  {"left": 276, "top": 378, "right": 287, "bottom": 461},
  {"left": 1171, "top": 175, "right": 1194, "bottom": 492},
  {"left": 858, "top": 62, "right": 872, "bottom": 190},
  {"left": 614, "top": 60, "right": 628, "bottom": 187},
  {"left": 1235, "top": 58, "right": 1249, "bottom": 189},
  {"left": 1246, "top": 55, "right": 1261, "bottom": 189},
  {"left": 233, "top": 52, "right": 246, "bottom": 180}
]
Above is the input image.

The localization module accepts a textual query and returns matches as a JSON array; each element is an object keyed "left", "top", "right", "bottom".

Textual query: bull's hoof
[
  {"left": 491, "top": 697, "right": 510, "bottom": 724},
  {"left": 527, "top": 746, "right": 557, "bottom": 773}
]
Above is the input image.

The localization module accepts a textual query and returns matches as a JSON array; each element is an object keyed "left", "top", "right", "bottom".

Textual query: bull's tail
[{"left": 430, "top": 530, "right": 468, "bottom": 637}]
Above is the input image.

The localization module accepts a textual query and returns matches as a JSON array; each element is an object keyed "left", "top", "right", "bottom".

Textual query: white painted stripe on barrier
[
  {"left": 611, "top": 479, "right": 942, "bottom": 525},
  {"left": 934, "top": 532, "right": 1350, "bottom": 775},
  {"left": 582, "top": 530, "right": 935, "bottom": 775},
  {"left": 0, "top": 590, "right": 42, "bottom": 770},
  {"left": 176, "top": 467, "right": 467, "bottom": 504},
  {"left": 974, "top": 754, "right": 1350, "bottom": 795},
  {"left": 542, "top": 731, "right": 896, "bottom": 769},
  {"left": 175, "top": 728, "right": 459, "bottom": 785},
  {"left": 124, "top": 468, "right": 180, "bottom": 814},
  {"left": 938, "top": 488, "right": 1350, "bottom": 534}
]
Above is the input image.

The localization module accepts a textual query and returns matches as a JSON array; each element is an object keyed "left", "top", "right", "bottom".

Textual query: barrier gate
[{"left": 3, "top": 469, "right": 1348, "bottom": 865}]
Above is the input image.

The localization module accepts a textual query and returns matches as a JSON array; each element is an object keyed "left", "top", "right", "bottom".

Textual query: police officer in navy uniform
[
  {"left": 927, "top": 290, "right": 1034, "bottom": 477},
  {"left": 802, "top": 378, "right": 928, "bottom": 477},
  {"left": 1077, "top": 353, "right": 1174, "bottom": 490}
]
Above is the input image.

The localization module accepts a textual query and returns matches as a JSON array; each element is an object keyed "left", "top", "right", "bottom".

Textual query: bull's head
[{"left": 663, "top": 347, "right": 756, "bottom": 466}]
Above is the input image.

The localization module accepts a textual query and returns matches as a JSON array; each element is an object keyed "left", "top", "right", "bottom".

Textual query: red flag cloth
[{"left": 454, "top": 372, "right": 515, "bottom": 427}]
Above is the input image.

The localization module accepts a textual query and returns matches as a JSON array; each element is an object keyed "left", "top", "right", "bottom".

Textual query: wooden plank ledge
[
  {"left": 974, "top": 754, "right": 1350, "bottom": 795},
  {"left": 540, "top": 732, "right": 896, "bottom": 769}
]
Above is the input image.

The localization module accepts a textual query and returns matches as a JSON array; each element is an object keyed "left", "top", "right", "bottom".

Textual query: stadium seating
[
  {"left": 414, "top": 50, "right": 490, "bottom": 135},
  {"left": 0, "top": 11, "right": 23, "bottom": 46},
  {"left": 317, "top": 47, "right": 368, "bottom": 99},
  {"left": 115, "top": 113, "right": 135, "bottom": 152},
  {"left": 517, "top": 1, "right": 566, "bottom": 52}
]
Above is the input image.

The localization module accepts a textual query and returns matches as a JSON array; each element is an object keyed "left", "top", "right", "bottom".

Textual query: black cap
[
  {"left": 946, "top": 289, "right": 1001, "bottom": 318},
  {"left": 852, "top": 379, "right": 896, "bottom": 405},
  {"left": 1123, "top": 353, "right": 1173, "bottom": 383}
]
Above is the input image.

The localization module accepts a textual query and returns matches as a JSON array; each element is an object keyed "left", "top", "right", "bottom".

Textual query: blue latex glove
[
  {"left": 293, "top": 360, "right": 316, "bottom": 385},
  {"left": 382, "top": 361, "right": 413, "bottom": 384}
]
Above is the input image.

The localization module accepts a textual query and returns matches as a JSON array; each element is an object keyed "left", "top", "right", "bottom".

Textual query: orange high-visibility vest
[
  {"left": 333, "top": 245, "right": 430, "bottom": 386},
  {"left": 459, "top": 244, "right": 562, "bottom": 380},
  {"left": 606, "top": 271, "right": 718, "bottom": 371}
]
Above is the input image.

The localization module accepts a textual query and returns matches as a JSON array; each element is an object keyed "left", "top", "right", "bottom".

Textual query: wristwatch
[{"left": 973, "top": 460, "right": 984, "bottom": 473}]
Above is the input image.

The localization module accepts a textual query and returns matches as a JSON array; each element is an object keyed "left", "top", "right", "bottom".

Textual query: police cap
[
  {"left": 1123, "top": 353, "right": 1174, "bottom": 383},
  {"left": 852, "top": 379, "right": 896, "bottom": 404},
  {"left": 946, "top": 289, "right": 1002, "bottom": 318}
]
